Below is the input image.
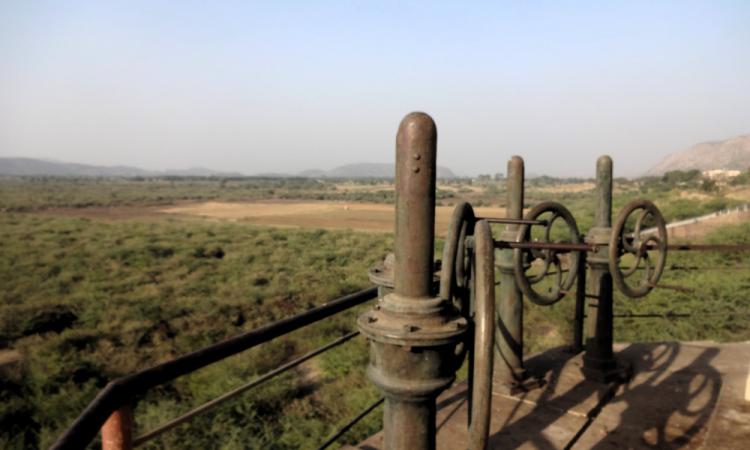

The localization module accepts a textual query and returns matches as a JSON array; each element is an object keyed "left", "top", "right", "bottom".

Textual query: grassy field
[{"left": 1, "top": 174, "right": 749, "bottom": 449}]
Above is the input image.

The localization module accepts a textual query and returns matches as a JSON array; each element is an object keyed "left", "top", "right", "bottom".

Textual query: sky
[{"left": 1, "top": 1, "right": 749, "bottom": 177}]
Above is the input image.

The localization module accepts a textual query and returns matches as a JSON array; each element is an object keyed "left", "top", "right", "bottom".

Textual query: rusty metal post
[
  {"left": 358, "top": 113, "right": 466, "bottom": 450},
  {"left": 582, "top": 156, "right": 620, "bottom": 382},
  {"left": 495, "top": 156, "right": 528, "bottom": 389},
  {"left": 101, "top": 406, "right": 133, "bottom": 450},
  {"left": 572, "top": 249, "right": 586, "bottom": 353}
]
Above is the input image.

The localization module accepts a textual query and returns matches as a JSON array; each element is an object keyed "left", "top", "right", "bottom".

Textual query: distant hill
[
  {"left": 646, "top": 135, "right": 750, "bottom": 176},
  {"left": 300, "top": 163, "right": 457, "bottom": 179},
  {"left": 0, "top": 158, "right": 243, "bottom": 177},
  {"left": 0, "top": 157, "right": 457, "bottom": 179}
]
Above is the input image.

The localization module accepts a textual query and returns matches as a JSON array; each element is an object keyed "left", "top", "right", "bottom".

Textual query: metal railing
[{"left": 51, "top": 286, "right": 379, "bottom": 450}]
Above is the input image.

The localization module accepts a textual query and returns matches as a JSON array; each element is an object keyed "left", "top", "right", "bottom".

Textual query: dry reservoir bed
[{"left": 159, "top": 201, "right": 509, "bottom": 234}]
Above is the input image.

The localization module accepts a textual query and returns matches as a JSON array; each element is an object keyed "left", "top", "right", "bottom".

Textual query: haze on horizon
[{"left": 1, "top": 1, "right": 749, "bottom": 178}]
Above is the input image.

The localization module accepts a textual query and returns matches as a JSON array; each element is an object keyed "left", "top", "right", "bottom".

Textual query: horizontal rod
[
  {"left": 51, "top": 286, "right": 378, "bottom": 450},
  {"left": 317, "top": 397, "right": 385, "bottom": 450},
  {"left": 481, "top": 237, "right": 750, "bottom": 254},
  {"left": 478, "top": 217, "right": 548, "bottom": 226},
  {"left": 611, "top": 310, "right": 750, "bottom": 318},
  {"left": 493, "top": 240, "right": 596, "bottom": 252},
  {"left": 647, "top": 282, "right": 694, "bottom": 293},
  {"left": 666, "top": 243, "right": 750, "bottom": 252},
  {"left": 134, "top": 331, "right": 360, "bottom": 446}
]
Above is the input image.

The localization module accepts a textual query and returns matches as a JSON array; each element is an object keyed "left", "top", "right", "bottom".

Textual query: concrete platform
[{"left": 349, "top": 341, "right": 750, "bottom": 449}]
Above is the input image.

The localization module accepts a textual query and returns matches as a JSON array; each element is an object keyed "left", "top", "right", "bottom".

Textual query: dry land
[
  {"left": 34, "top": 201, "right": 510, "bottom": 235},
  {"left": 162, "top": 201, "right": 510, "bottom": 234}
]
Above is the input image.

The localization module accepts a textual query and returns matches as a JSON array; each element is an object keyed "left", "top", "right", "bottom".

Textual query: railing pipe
[
  {"left": 133, "top": 331, "right": 360, "bottom": 446},
  {"left": 101, "top": 406, "right": 133, "bottom": 450},
  {"left": 51, "top": 286, "right": 377, "bottom": 450}
]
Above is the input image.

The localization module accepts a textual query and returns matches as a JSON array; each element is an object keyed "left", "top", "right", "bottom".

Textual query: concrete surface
[{"left": 349, "top": 341, "right": 750, "bottom": 449}]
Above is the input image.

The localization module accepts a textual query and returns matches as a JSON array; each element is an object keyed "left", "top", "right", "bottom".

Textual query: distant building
[{"left": 702, "top": 169, "right": 741, "bottom": 179}]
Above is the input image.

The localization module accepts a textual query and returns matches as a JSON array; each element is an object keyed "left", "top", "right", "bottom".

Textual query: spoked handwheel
[
  {"left": 513, "top": 201, "right": 582, "bottom": 305},
  {"left": 609, "top": 200, "right": 668, "bottom": 298},
  {"left": 439, "top": 202, "right": 476, "bottom": 313},
  {"left": 440, "top": 204, "right": 493, "bottom": 450}
]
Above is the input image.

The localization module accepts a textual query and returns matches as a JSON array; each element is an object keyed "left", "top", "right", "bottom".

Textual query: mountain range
[
  {"left": 0, "top": 158, "right": 457, "bottom": 179},
  {"left": 646, "top": 134, "right": 750, "bottom": 175}
]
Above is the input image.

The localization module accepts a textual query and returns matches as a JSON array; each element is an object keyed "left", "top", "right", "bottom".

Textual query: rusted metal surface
[
  {"left": 583, "top": 155, "right": 620, "bottom": 382},
  {"left": 495, "top": 156, "right": 527, "bottom": 388},
  {"left": 133, "top": 331, "right": 360, "bottom": 446},
  {"left": 572, "top": 250, "right": 587, "bottom": 353},
  {"left": 492, "top": 240, "right": 750, "bottom": 253},
  {"left": 101, "top": 406, "right": 133, "bottom": 450},
  {"left": 394, "top": 112, "right": 437, "bottom": 299},
  {"left": 358, "top": 112, "right": 466, "bottom": 450},
  {"left": 513, "top": 201, "right": 582, "bottom": 306},
  {"left": 469, "top": 220, "right": 495, "bottom": 450},
  {"left": 51, "top": 286, "right": 378, "bottom": 450},
  {"left": 439, "top": 202, "right": 476, "bottom": 313},
  {"left": 479, "top": 217, "right": 547, "bottom": 226},
  {"left": 610, "top": 200, "right": 668, "bottom": 298}
]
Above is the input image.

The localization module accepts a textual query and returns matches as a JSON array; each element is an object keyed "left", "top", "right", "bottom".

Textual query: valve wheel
[
  {"left": 440, "top": 202, "right": 476, "bottom": 314},
  {"left": 513, "top": 202, "right": 582, "bottom": 306},
  {"left": 609, "top": 199, "right": 668, "bottom": 298}
]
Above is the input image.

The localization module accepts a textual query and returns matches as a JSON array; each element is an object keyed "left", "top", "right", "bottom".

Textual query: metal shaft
[
  {"left": 469, "top": 220, "right": 495, "bottom": 450},
  {"left": 395, "top": 113, "right": 436, "bottom": 298},
  {"left": 358, "top": 112, "right": 466, "bottom": 450},
  {"left": 583, "top": 155, "right": 618, "bottom": 381},
  {"left": 388, "top": 112, "right": 437, "bottom": 449},
  {"left": 496, "top": 156, "right": 526, "bottom": 385}
]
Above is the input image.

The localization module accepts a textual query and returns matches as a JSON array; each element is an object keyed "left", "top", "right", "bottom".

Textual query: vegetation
[
  {"left": 0, "top": 214, "right": 391, "bottom": 449},
  {"left": 1, "top": 175, "right": 749, "bottom": 449}
]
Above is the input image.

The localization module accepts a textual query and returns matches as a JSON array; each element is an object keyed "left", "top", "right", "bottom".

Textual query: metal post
[
  {"left": 358, "top": 113, "right": 466, "bottom": 450},
  {"left": 495, "top": 156, "right": 527, "bottom": 389},
  {"left": 572, "top": 249, "right": 586, "bottom": 353},
  {"left": 582, "top": 156, "right": 621, "bottom": 382},
  {"left": 101, "top": 406, "right": 133, "bottom": 450}
]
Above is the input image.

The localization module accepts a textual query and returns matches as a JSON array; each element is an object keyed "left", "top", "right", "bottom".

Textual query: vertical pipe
[
  {"left": 394, "top": 112, "right": 436, "bottom": 299},
  {"left": 572, "top": 249, "right": 586, "bottom": 353},
  {"left": 594, "top": 157, "right": 613, "bottom": 229},
  {"left": 101, "top": 406, "right": 133, "bottom": 450},
  {"left": 583, "top": 156, "right": 617, "bottom": 381},
  {"left": 495, "top": 156, "right": 526, "bottom": 385},
  {"left": 386, "top": 112, "right": 437, "bottom": 450},
  {"left": 470, "top": 220, "right": 495, "bottom": 450},
  {"left": 360, "top": 112, "right": 465, "bottom": 450}
]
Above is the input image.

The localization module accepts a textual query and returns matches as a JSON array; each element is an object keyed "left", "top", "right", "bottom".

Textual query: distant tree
[
  {"left": 701, "top": 179, "right": 718, "bottom": 192},
  {"left": 662, "top": 169, "right": 701, "bottom": 186}
]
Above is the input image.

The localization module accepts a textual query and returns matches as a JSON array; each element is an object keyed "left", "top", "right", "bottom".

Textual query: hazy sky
[{"left": 1, "top": 1, "right": 749, "bottom": 177}]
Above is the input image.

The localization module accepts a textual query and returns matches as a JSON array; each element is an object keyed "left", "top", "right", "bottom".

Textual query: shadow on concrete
[{"left": 487, "top": 342, "right": 722, "bottom": 449}]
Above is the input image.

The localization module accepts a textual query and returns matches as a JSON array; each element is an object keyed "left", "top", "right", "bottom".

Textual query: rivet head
[
  {"left": 413, "top": 153, "right": 421, "bottom": 160},
  {"left": 412, "top": 165, "right": 420, "bottom": 173}
]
